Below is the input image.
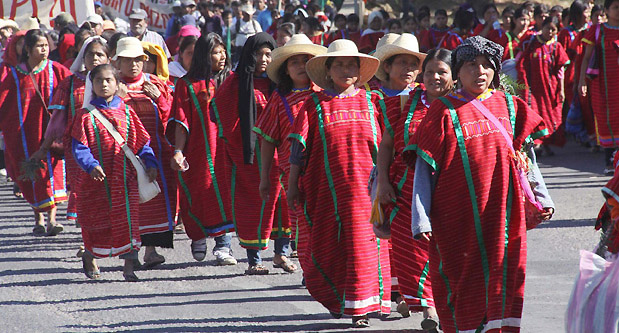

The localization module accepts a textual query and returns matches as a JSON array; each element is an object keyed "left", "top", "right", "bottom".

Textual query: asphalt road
[{"left": 0, "top": 141, "right": 606, "bottom": 332}]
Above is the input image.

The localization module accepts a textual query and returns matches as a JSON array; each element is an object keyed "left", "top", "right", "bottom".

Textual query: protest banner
[{"left": 1, "top": 0, "right": 94, "bottom": 29}]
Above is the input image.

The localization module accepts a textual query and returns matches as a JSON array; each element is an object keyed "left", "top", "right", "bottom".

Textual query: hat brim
[
  {"left": 112, "top": 52, "right": 148, "bottom": 61},
  {"left": 306, "top": 53, "right": 380, "bottom": 91},
  {"left": 373, "top": 44, "right": 426, "bottom": 82},
  {"left": 267, "top": 44, "right": 327, "bottom": 84}
]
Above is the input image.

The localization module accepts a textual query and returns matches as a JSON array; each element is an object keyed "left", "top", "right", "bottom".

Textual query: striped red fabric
[
  {"left": 517, "top": 37, "right": 570, "bottom": 146},
  {"left": 582, "top": 24, "right": 619, "bottom": 147},
  {"left": 558, "top": 25, "right": 587, "bottom": 108},
  {"left": 212, "top": 73, "right": 289, "bottom": 250},
  {"left": 70, "top": 101, "right": 149, "bottom": 258},
  {"left": 382, "top": 89, "right": 434, "bottom": 311},
  {"left": 167, "top": 78, "right": 234, "bottom": 240},
  {"left": 124, "top": 74, "right": 177, "bottom": 242},
  {"left": 410, "top": 90, "right": 546, "bottom": 332},
  {"left": 0, "top": 60, "right": 71, "bottom": 211},
  {"left": 289, "top": 89, "right": 391, "bottom": 316}
]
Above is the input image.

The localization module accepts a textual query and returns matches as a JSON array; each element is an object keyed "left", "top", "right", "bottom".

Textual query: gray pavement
[{"left": 0, "top": 141, "right": 606, "bottom": 332}]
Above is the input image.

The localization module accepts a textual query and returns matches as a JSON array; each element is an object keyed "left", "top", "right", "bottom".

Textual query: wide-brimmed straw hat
[
  {"left": 373, "top": 33, "right": 426, "bottom": 82},
  {"left": 112, "top": 37, "right": 148, "bottom": 61},
  {"left": 22, "top": 17, "right": 40, "bottom": 30},
  {"left": 0, "top": 19, "right": 18, "bottom": 31},
  {"left": 306, "top": 39, "right": 380, "bottom": 90},
  {"left": 266, "top": 34, "right": 327, "bottom": 84},
  {"left": 368, "top": 32, "right": 399, "bottom": 55}
]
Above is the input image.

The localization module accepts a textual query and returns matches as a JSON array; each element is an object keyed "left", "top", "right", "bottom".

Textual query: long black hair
[
  {"left": 20, "top": 29, "right": 47, "bottom": 63},
  {"left": 186, "top": 33, "right": 231, "bottom": 88},
  {"left": 569, "top": 0, "right": 588, "bottom": 27},
  {"left": 422, "top": 48, "right": 452, "bottom": 73}
]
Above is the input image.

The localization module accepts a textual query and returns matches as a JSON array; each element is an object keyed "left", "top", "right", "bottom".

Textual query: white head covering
[
  {"left": 70, "top": 36, "right": 108, "bottom": 74},
  {"left": 82, "top": 73, "right": 94, "bottom": 109}
]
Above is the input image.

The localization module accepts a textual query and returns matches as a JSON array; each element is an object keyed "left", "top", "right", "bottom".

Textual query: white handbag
[{"left": 87, "top": 105, "right": 161, "bottom": 203}]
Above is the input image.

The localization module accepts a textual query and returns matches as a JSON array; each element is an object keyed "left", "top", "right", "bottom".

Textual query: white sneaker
[
  {"left": 191, "top": 238, "right": 207, "bottom": 261},
  {"left": 213, "top": 249, "right": 237, "bottom": 265}
]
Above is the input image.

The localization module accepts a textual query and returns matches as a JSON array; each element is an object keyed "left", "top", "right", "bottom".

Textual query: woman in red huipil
[
  {"left": 210, "top": 33, "right": 280, "bottom": 275},
  {"left": 167, "top": 33, "right": 238, "bottom": 266},
  {"left": 496, "top": 7, "right": 534, "bottom": 61},
  {"left": 287, "top": 39, "right": 391, "bottom": 328},
  {"left": 253, "top": 34, "right": 326, "bottom": 273},
  {"left": 32, "top": 36, "right": 110, "bottom": 225},
  {"left": 0, "top": 29, "right": 71, "bottom": 236},
  {"left": 115, "top": 37, "right": 176, "bottom": 268},
  {"left": 517, "top": 17, "right": 570, "bottom": 153}
]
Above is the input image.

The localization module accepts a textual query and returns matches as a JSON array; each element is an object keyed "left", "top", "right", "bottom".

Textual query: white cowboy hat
[
  {"left": 305, "top": 39, "right": 380, "bottom": 90},
  {"left": 373, "top": 33, "right": 426, "bottom": 82},
  {"left": 22, "top": 17, "right": 40, "bottom": 30},
  {"left": 240, "top": 3, "right": 256, "bottom": 15},
  {"left": 112, "top": 37, "right": 148, "bottom": 61},
  {"left": 0, "top": 19, "right": 19, "bottom": 31},
  {"left": 266, "top": 34, "right": 327, "bottom": 84}
]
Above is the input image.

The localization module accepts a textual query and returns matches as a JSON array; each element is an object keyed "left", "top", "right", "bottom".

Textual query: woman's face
[
  {"left": 420, "top": 17, "right": 430, "bottom": 29},
  {"left": 384, "top": 54, "right": 420, "bottom": 89},
  {"left": 276, "top": 31, "right": 291, "bottom": 47},
  {"left": 541, "top": 23, "right": 558, "bottom": 42},
  {"left": 254, "top": 46, "right": 272, "bottom": 76},
  {"left": 423, "top": 58, "right": 453, "bottom": 99},
  {"left": 210, "top": 44, "right": 227, "bottom": 72},
  {"left": 286, "top": 54, "right": 311, "bottom": 87},
  {"left": 27, "top": 36, "right": 49, "bottom": 63},
  {"left": 84, "top": 43, "right": 109, "bottom": 72},
  {"left": 327, "top": 57, "right": 359, "bottom": 90},
  {"left": 404, "top": 19, "right": 416, "bottom": 33},
  {"left": 92, "top": 68, "right": 118, "bottom": 100},
  {"left": 143, "top": 56, "right": 157, "bottom": 74},
  {"left": 117, "top": 56, "right": 144, "bottom": 78},
  {"left": 514, "top": 14, "right": 530, "bottom": 30},
  {"left": 369, "top": 17, "right": 382, "bottom": 30},
  {"left": 335, "top": 18, "right": 346, "bottom": 30},
  {"left": 180, "top": 43, "right": 195, "bottom": 71},
  {"left": 458, "top": 55, "right": 494, "bottom": 95},
  {"left": 389, "top": 23, "right": 402, "bottom": 34},
  {"left": 484, "top": 8, "right": 499, "bottom": 23},
  {"left": 607, "top": 1, "right": 619, "bottom": 23}
]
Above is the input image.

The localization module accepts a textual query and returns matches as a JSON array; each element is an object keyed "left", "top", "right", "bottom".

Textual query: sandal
[
  {"left": 143, "top": 253, "right": 165, "bottom": 269},
  {"left": 46, "top": 223, "right": 63, "bottom": 236},
  {"left": 245, "top": 264, "right": 269, "bottom": 275},
  {"left": 421, "top": 307, "right": 439, "bottom": 330},
  {"left": 396, "top": 300, "right": 411, "bottom": 318},
  {"left": 76, "top": 246, "right": 85, "bottom": 258},
  {"left": 273, "top": 255, "right": 298, "bottom": 273},
  {"left": 82, "top": 254, "right": 101, "bottom": 280},
  {"left": 32, "top": 225, "right": 46, "bottom": 236},
  {"left": 352, "top": 316, "right": 370, "bottom": 328}
]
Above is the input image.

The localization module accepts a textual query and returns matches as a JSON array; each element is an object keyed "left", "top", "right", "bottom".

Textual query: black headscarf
[
  {"left": 451, "top": 36, "right": 504, "bottom": 88},
  {"left": 237, "top": 32, "right": 276, "bottom": 164}
]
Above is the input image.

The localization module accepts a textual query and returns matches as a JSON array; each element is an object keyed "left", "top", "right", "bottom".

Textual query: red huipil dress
[
  {"left": 0, "top": 60, "right": 70, "bottom": 211},
  {"left": 47, "top": 74, "right": 86, "bottom": 221},
  {"left": 558, "top": 24, "right": 589, "bottom": 108},
  {"left": 437, "top": 30, "right": 467, "bottom": 50},
  {"left": 382, "top": 89, "right": 433, "bottom": 312},
  {"left": 166, "top": 78, "right": 234, "bottom": 241},
  {"left": 420, "top": 27, "right": 450, "bottom": 51},
  {"left": 211, "top": 73, "right": 285, "bottom": 250},
  {"left": 71, "top": 100, "right": 149, "bottom": 258},
  {"left": 517, "top": 36, "right": 570, "bottom": 146},
  {"left": 582, "top": 23, "right": 619, "bottom": 147},
  {"left": 123, "top": 73, "right": 177, "bottom": 247},
  {"left": 328, "top": 29, "right": 361, "bottom": 45},
  {"left": 359, "top": 31, "right": 385, "bottom": 53},
  {"left": 308, "top": 33, "right": 328, "bottom": 46},
  {"left": 407, "top": 90, "right": 548, "bottom": 333},
  {"left": 253, "top": 87, "right": 313, "bottom": 262},
  {"left": 288, "top": 89, "right": 391, "bottom": 316},
  {"left": 497, "top": 30, "right": 534, "bottom": 61}
]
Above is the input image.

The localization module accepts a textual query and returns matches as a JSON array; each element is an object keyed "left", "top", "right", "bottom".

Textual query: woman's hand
[
  {"left": 142, "top": 81, "right": 161, "bottom": 100},
  {"left": 117, "top": 82, "right": 128, "bottom": 98},
  {"left": 377, "top": 181, "right": 396, "bottom": 205},
  {"left": 287, "top": 185, "right": 303, "bottom": 210},
  {"left": 146, "top": 167, "right": 158, "bottom": 182},
  {"left": 170, "top": 150, "right": 185, "bottom": 171},
  {"left": 578, "top": 79, "right": 587, "bottom": 97},
  {"left": 420, "top": 232, "right": 432, "bottom": 241},
  {"left": 90, "top": 165, "right": 106, "bottom": 181},
  {"left": 541, "top": 207, "right": 554, "bottom": 221},
  {"left": 259, "top": 179, "right": 271, "bottom": 201}
]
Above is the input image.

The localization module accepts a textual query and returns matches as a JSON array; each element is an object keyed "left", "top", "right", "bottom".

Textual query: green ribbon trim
[
  {"left": 505, "top": 92, "right": 516, "bottom": 132},
  {"left": 210, "top": 98, "right": 226, "bottom": 141},
  {"left": 529, "top": 128, "right": 549, "bottom": 141},
  {"left": 304, "top": 200, "right": 313, "bottom": 227},
  {"left": 366, "top": 91, "right": 379, "bottom": 164},
  {"left": 403, "top": 90, "right": 422, "bottom": 146},
  {"left": 178, "top": 171, "right": 214, "bottom": 236},
  {"left": 417, "top": 260, "right": 430, "bottom": 307},
  {"left": 376, "top": 90, "right": 395, "bottom": 139},
  {"left": 501, "top": 171, "right": 513, "bottom": 319},
  {"left": 441, "top": 96, "right": 490, "bottom": 308},
  {"left": 311, "top": 93, "right": 343, "bottom": 242},
  {"left": 376, "top": 238, "right": 384, "bottom": 306},
  {"left": 90, "top": 113, "right": 111, "bottom": 208},
  {"left": 184, "top": 78, "right": 228, "bottom": 222},
  {"left": 437, "top": 244, "right": 458, "bottom": 332},
  {"left": 287, "top": 133, "right": 307, "bottom": 149},
  {"left": 311, "top": 253, "right": 345, "bottom": 314},
  {"left": 404, "top": 144, "right": 439, "bottom": 172},
  {"left": 69, "top": 76, "right": 76, "bottom": 118},
  {"left": 121, "top": 105, "right": 133, "bottom": 248},
  {"left": 253, "top": 126, "right": 281, "bottom": 145}
]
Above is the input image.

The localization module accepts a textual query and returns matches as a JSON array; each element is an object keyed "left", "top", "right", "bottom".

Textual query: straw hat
[
  {"left": 266, "top": 34, "right": 327, "bottom": 84},
  {"left": 368, "top": 32, "right": 399, "bottom": 55},
  {"left": 112, "top": 37, "right": 148, "bottom": 61},
  {"left": 305, "top": 39, "right": 380, "bottom": 90},
  {"left": 0, "top": 19, "right": 18, "bottom": 31},
  {"left": 22, "top": 17, "right": 40, "bottom": 30},
  {"left": 373, "top": 33, "right": 426, "bottom": 82}
]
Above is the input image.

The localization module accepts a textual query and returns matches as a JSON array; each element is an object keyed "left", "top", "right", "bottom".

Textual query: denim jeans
[
  {"left": 213, "top": 233, "right": 232, "bottom": 254},
  {"left": 246, "top": 238, "right": 291, "bottom": 266}
]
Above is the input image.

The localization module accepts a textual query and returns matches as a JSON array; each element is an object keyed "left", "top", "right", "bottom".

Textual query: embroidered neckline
[
  {"left": 323, "top": 88, "right": 361, "bottom": 99},
  {"left": 450, "top": 88, "right": 495, "bottom": 102},
  {"left": 604, "top": 23, "right": 619, "bottom": 30},
  {"left": 536, "top": 35, "right": 554, "bottom": 45},
  {"left": 291, "top": 87, "right": 311, "bottom": 93},
  {"left": 16, "top": 59, "right": 49, "bottom": 75}
]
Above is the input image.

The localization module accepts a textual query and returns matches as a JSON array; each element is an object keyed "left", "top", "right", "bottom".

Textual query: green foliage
[{"left": 499, "top": 73, "right": 526, "bottom": 97}]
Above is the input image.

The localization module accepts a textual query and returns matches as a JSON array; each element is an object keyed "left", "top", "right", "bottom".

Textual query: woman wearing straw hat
[
  {"left": 287, "top": 39, "right": 391, "bottom": 328},
  {"left": 210, "top": 32, "right": 281, "bottom": 275},
  {"left": 373, "top": 33, "right": 423, "bottom": 98},
  {"left": 114, "top": 37, "right": 176, "bottom": 269},
  {"left": 375, "top": 42, "right": 454, "bottom": 331},
  {"left": 0, "top": 29, "right": 71, "bottom": 236},
  {"left": 253, "top": 34, "right": 326, "bottom": 273},
  {"left": 167, "top": 33, "right": 237, "bottom": 266},
  {"left": 407, "top": 36, "right": 554, "bottom": 333},
  {"left": 31, "top": 36, "right": 110, "bottom": 227}
]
